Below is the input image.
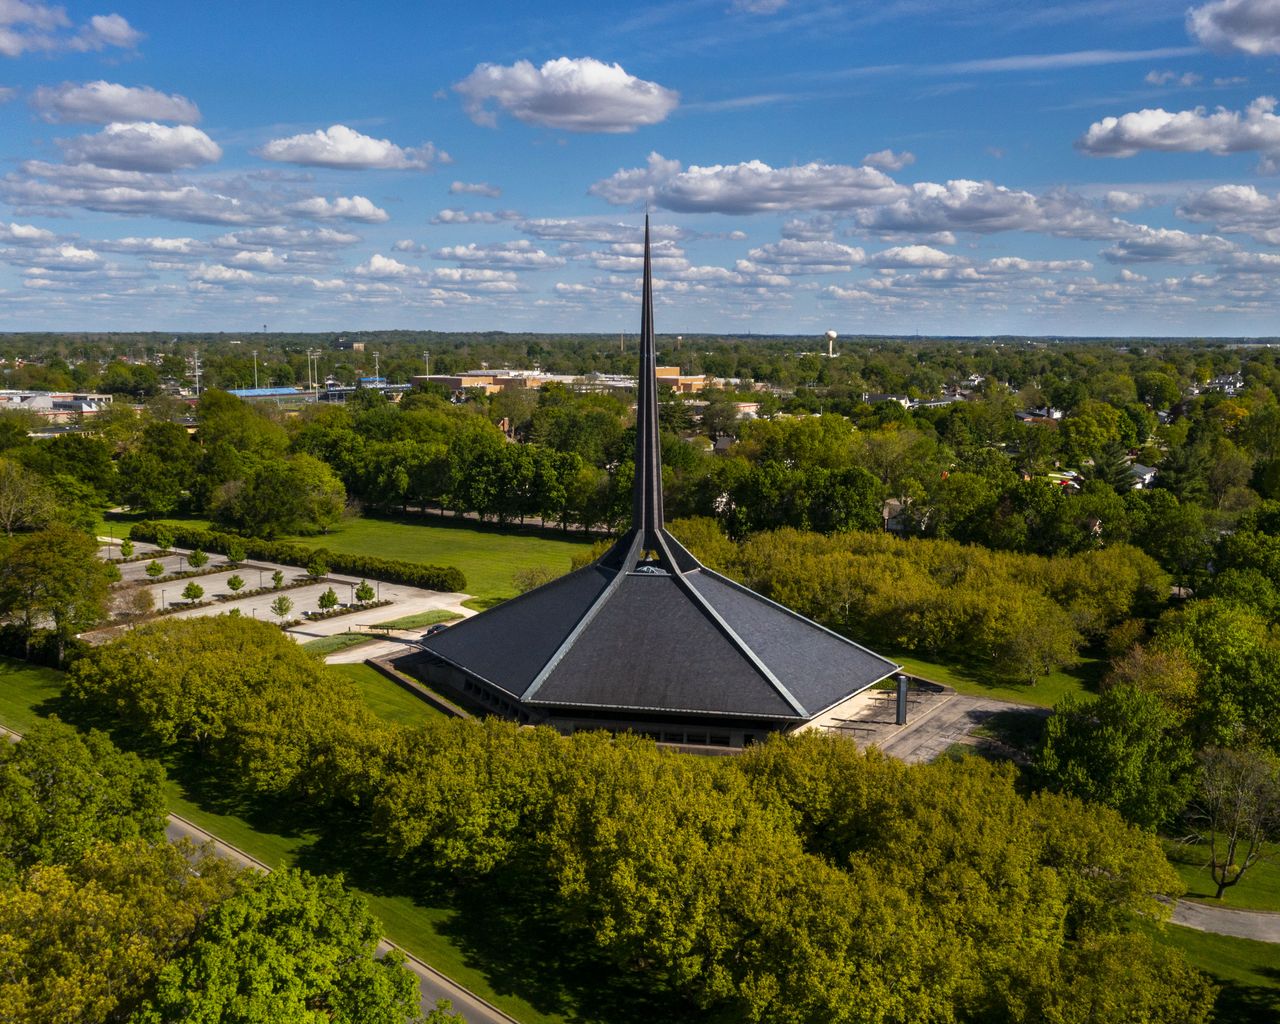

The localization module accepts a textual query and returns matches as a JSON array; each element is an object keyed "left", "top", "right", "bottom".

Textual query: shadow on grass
[{"left": 1212, "top": 968, "right": 1280, "bottom": 1024}]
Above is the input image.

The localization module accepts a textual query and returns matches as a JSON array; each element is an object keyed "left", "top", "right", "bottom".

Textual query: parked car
[{"left": 421, "top": 623, "right": 450, "bottom": 638}]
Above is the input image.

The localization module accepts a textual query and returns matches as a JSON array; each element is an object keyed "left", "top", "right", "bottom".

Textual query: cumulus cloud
[
  {"left": 1177, "top": 182, "right": 1280, "bottom": 242},
  {"left": 851, "top": 179, "right": 1123, "bottom": 239},
  {"left": 590, "top": 152, "right": 907, "bottom": 212},
  {"left": 430, "top": 208, "right": 521, "bottom": 224},
  {"left": 288, "top": 195, "right": 389, "bottom": 222},
  {"left": 355, "top": 253, "right": 412, "bottom": 278},
  {"left": 96, "top": 235, "right": 198, "bottom": 255},
  {"left": 869, "top": 244, "right": 957, "bottom": 268},
  {"left": 57, "top": 122, "right": 222, "bottom": 172},
  {"left": 32, "top": 81, "right": 200, "bottom": 124},
  {"left": 743, "top": 239, "right": 866, "bottom": 273},
  {"left": 0, "top": 220, "right": 55, "bottom": 244},
  {"left": 1189, "top": 0, "right": 1280, "bottom": 56},
  {"left": 1105, "top": 190, "right": 1148, "bottom": 211},
  {"left": 1078, "top": 96, "right": 1280, "bottom": 157},
  {"left": 434, "top": 239, "right": 565, "bottom": 269},
  {"left": 455, "top": 56, "right": 678, "bottom": 132},
  {"left": 259, "top": 125, "right": 445, "bottom": 170},
  {"left": 518, "top": 216, "right": 687, "bottom": 243},
  {"left": 450, "top": 180, "right": 501, "bottom": 197},
  {"left": 211, "top": 226, "right": 361, "bottom": 249},
  {"left": 862, "top": 148, "right": 916, "bottom": 171},
  {"left": 1101, "top": 224, "right": 1237, "bottom": 262},
  {"left": 190, "top": 263, "right": 256, "bottom": 285},
  {"left": 0, "top": 4, "right": 141, "bottom": 57}
]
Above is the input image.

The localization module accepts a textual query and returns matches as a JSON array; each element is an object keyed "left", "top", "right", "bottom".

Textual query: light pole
[
  {"left": 160, "top": 589, "right": 167, "bottom": 611},
  {"left": 253, "top": 349, "right": 259, "bottom": 389},
  {"left": 258, "top": 569, "right": 265, "bottom": 588},
  {"left": 348, "top": 582, "right": 355, "bottom": 605}
]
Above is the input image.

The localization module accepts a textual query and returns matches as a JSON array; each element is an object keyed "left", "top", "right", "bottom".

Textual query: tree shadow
[{"left": 1213, "top": 968, "right": 1280, "bottom": 1024}]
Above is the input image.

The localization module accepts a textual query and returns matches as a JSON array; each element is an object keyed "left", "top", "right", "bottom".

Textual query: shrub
[
  {"left": 181, "top": 581, "right": 205, "bottom": 602},
  {"left": 145, "top": 560, "right": 164, "bottom": 578},
  {"left": 119, "top": 539, "right": 134, "bottom": 558},
  {"left": 227, "top": 575, "right": 245, "bottom": 593},
  {"left": 187, "top": 549, "right": 209, "bottom": 569}
]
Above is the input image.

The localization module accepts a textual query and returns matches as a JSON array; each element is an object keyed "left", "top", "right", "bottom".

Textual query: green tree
[
  {"left": 271, "top": 569, "right": 284, "bottom": 589},
  {"left": 318, "top": 586, "right": 339, "bottom": 611},
  {"left": 355, "top": 579, "right": 375, "bottom": 603},
  {"left": 226, "top": 574, "right": 245, "bottom": 593},
  {"left": 0, "top": 458, "right": 55, "bottom": 536},
  {"left": 153, "top": 526, "right": 173, "bottom": 551},
  {"left": 0, "top": 525, "right": 113, "bottom": 662},
  {"left": 181, "top": 581, "right": 204, "bottom": 602},
  {"left": 1037, "top": 685, "right": 1195, "bottom": 829},
  {"left": 0, "top": 719, "right": 166, "bottom": 873},
  {"left": 139, "top": 870, "right": 426, "bottom": 1024},
  {"left": 186, "top": 548, "right": 208, "bottom": 568},
  {"left": 1188, "top": 746, "right": 1280, "bottom": 899},
  {"left": 226, "top": 539, "right": 246, "bottom": 564},
  {"left": 270, "top": 594, "right": 294, "bottom": 624},
  {"left": 119, "top": 538, "right": 134, "bottom": 558},
  {"left": 306, "top": 556, "right": 328, "bottom": 580},
  {"left": 145, "top": 559, "right": 164, "bottom": 578}
]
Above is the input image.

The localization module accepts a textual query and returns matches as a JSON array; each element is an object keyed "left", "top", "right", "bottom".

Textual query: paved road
[{"left": 1169, "top": 897, "right": 1280, "bottom": 942}]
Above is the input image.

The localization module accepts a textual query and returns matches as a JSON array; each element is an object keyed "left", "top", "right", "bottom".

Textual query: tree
[
  {"left": 1187, "top": 746, "right": 1280, "bottom": 899},
  {"left": 140, "top": 869, "right": 427, "bottom": 1024},
  {"left": 187, "top": 548, "right": 208, "bottom": 568},
  {"left": 0, "top": 719, "right": 166, "bottom": 874},
  {"left": 318, "top": 586, "right": 339, "bottom": 611},
  {"left": 226, "top": 574, "right": 245, "bottom": 593},
  {"left": 1037, "top": 686, "right": 1195, "bottom": 830},
  {"left": 306, "top": 556, "right": 328, "bottom": 580},
  {"left": 226, "top": 539, "right": 246, "bottom": 564},
  {"left": 119, "top": 538, "right": 134, "bottom": 558},
  {"left": 271, "top": 569, "right": 284, "bottom": 589},
  {"left": 153, "top": 526, "right": 174, "bottom": 551},
  {"left": 145, "top": 559, "right": 164, "bottom": 578},
  {"left": 181, "top": 581, "right": 204, "bottom": 602},
  {"left": 0, "top": 458, "right": 55, "bottom": 535},
  {"left": 270, "top": 594, "right": 294, "bottom": 624},
  {"left": 0, "top": 525, "right": 113, "bottom": 662},
  {"left": 355, "top": 579, "right": 375, "bottom": 603},
  {"left": 213, "top": 453, "right": 346, "bottom": 538}
]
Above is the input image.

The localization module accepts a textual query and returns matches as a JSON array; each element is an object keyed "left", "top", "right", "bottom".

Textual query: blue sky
[{"left": 5, "top": 0, "right": 1280, "bottom": 336}]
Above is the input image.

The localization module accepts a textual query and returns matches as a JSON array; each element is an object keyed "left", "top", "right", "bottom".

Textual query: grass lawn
[
  {"left": 106, "top": 511, "right": 590, "bottom": 603},
  {"left": 885, "top": 649, "right": 1103, "bottom": 708},
  {"left": 328, "top": 663, "right": 443, "bottom": 727},
  {"left": 0, "top": 658, "right": 64, "bottom": 733},
  {"left": 1154, "top": 924, "right": 1280, "bottom": 1024},
  {"left": 374, "top": 609, "right": 462, "bottom": 630},
  {"left": 300, "top": 632, "right": 377, "bottom": 656},
  {"left": 1166, "top": 838, "right": 1280, "bottom": 912}
]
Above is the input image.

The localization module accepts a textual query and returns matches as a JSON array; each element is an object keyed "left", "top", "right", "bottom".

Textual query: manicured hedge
[{"left": 128, "top": 522, "right": 467, "bottom": 594}]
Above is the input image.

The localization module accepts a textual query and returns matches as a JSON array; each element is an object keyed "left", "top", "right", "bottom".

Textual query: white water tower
[{"left": 826, "top": 329, "right": 838, "bottom": 357}]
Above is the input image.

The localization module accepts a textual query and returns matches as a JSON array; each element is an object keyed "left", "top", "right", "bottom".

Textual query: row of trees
[
  {"left": 61, "top": 615, "right": 1217, "bottom": 1024},
  {"left": 0, "top": 718, "right": 455, "bottom": 1024}
]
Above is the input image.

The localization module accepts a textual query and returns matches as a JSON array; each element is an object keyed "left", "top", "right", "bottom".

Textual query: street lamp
[
  {"left": 348, "top": 582, "right": 355, "bottom": 605},
  {"left": 258, "top": 569, "right": 265, "bottom": 588},
  {"left": 160, "top": 589, "right": 167, "bottom": 611}
]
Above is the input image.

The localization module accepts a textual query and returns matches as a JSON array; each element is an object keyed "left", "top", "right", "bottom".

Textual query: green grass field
[
  {"left": 374, "top": 609, "right": 463, "bottom": 630},
  {"left": 105, "top": 512, "right": 590, "bottom": 603},
  {"left": 301, "top": 632, "right": 377, "bottom": 656},
  {"left": 1166, "top": 838, "right": 1280, "bottom": 912},
  {"left": 328, "top": 663, "right": 442, "bottom": 727},
  {"left": 1154, "top": 925, "right": 1280, "bottom": 1024},
  {"left": 0, "top": 658, "right": 64, "bottom": 733},
  {"left": 886, "top": 649, "right": 1102, "bottom": 708}
]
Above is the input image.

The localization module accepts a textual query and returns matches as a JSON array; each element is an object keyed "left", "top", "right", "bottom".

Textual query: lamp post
[
  {"left": 258, "top": 569, "right": 265, "bottom": 588},
  {"left": 253, "top": 349, "right": 259, "bottom": 389},
  {"left": 160, "top": 589, "right": 167, "bottom": 611},
  {"left": 348, "top": 582, "right": 355, "bottom": 605}
]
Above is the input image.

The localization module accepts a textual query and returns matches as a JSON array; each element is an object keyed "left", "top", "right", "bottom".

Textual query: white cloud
[
  {"left": 744, "top": 238, "right": 866, "bottom": 273},
  {"left": 0, "top": 3, "right": 140, "bottom": 57},
  {"left": 590, "top": 152, "right": 908, "bottom": 212},
  {"left": 732, "top": 0, "right": 787, "bottom": 12},
  {"left": 31, "top": 242, "right": 100, "bottom": 268},
  {"left": 58, "top": 122, "right": 222, "bottom": 172},
  {"left": 1144, "top": 70, "right": 1203, "bottom": 87},
  {"left": 191, "top": 263, "right": 256, "bottom": 285},
  {"left": 518, "top": 216, "right": 687, "bottom": 243},
  {"left": 851, "top": 179, "right": 1123, "bottom": 239},
  {"left": 1078, "top": 96, "right": 1280, "bottom": 157},
  {"left": 434, "top": 240, "right": 565, "bottom": 269},
  {"left": 455, "top": 56, "right": 678, "bottom": 132},
  {"left": 430, "top": 208, "right": 521, "bottom": 224},
  {"left": 1101, "top": 224, "right": 1237, "bottom": 262},
  {"left": 0, "top": 220, "right": 55, "bottom": 244},
  {"left": 97, "top": 235, "right": 198, "bottom": 255},
  {"left": 355, "top": 253, "right": 412, "bottom": 278},
  {"left": 211, "top": 226, "right": 361, "bottom": 249},
  {"left": 450, "top": 180, "right": 501, "bottom": 197},
  {"left": 1177, "top": 182, "right": 1280, "bottom": 242},
  {"left": 869, "top": 244, "right": 957, "bottom": 268},
  {"left": 862, "top": 148, "right": 915, "bottom": 171},
  {"left": 1189, "top": 0, "right": 1280, "bottom": 56},
  {"left": 288, "top": 195, "right": 389, "bottom": 222},
  {"left": 259, "top": 124, "right": 444, "bottom": 170},
  {"left": 1104, "top": 190, "right": 1147, "bottom": 211},
  {"left": 33, "top": 81, "right": 200, "bottom": 124}
]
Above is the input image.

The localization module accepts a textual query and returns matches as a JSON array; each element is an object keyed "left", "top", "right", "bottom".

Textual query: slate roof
[{"left": 419, "top": 217, "right": 899, "bottom": 723}]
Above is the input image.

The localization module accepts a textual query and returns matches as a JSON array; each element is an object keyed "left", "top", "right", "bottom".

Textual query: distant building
[
  {"left": 0, "top": 390, "right": 112, "bottom": 422},
  {"left": 1129, "top": 464, "right": 1158, "bottom": 489}
]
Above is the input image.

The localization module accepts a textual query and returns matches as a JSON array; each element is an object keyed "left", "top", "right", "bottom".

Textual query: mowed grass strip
[
  {"left": 374, "top": 609, "right": 462, "bottom": 630},
  {"left": 886, "top": 649, "right": 1102, "bottom": 708},
  {"left": 301, "top": 633, "right": 377, "bottom": 656},
  {"left": 327, "top": 663, "right": 442, "bottom": 727},
  {"left": 111, "top": 513, "right": 591, "bottom": 603}
]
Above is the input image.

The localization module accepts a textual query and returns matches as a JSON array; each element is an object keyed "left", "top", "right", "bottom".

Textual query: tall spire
[{"left": 632, "top": 215, "right": 664, "bottom": 547}]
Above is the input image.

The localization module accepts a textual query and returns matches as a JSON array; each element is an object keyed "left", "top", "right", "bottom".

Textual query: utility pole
[
  {"left": 193, "top": 347, "right": 201, "bottom": 397},
  {"left": 252, "top": 349, "right": 259, "bottom": 389},
  {"left": 373, "top": 351, "right": 381, "bottom": 381},
  {"left": 423, "top": 350, "right": 429, "bottom": 376}
]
